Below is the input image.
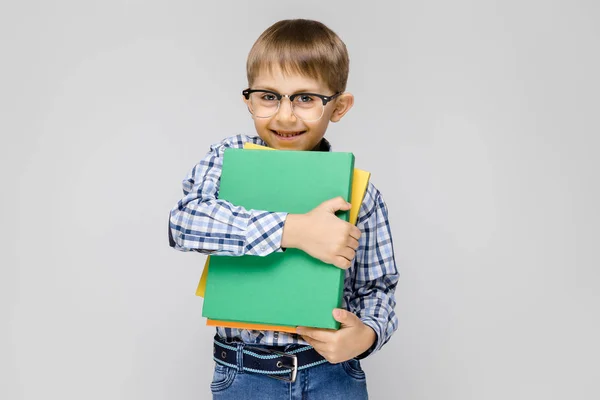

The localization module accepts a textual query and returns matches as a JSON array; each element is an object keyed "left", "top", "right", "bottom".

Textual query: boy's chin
[{"left": 267, "top": 142, "right": 312, "bottom": 151}]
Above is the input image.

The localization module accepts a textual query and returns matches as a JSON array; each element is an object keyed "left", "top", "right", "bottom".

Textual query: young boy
[{"left": 169, "top": 19, "right": 398, "bottom": 399}]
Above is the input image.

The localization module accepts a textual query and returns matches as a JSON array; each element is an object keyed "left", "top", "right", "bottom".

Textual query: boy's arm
[
  {"left": 295, "top": 185, "right": 399, "bottom": 363},
  {"left": 350, "top": 186, "right": 399, "bottom": 358},
  {"left": 169, "top": 136, "right": 287, "bottom": 256}
]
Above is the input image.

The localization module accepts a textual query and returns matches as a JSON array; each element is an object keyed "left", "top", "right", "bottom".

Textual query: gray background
[{"left": 2, "top": 0, "right": 599, "bottom": 399}]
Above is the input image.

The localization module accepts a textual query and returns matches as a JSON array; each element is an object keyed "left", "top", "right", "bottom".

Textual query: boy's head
[{"left": 243, "top": 19, "right": 354, "bottom": 150}]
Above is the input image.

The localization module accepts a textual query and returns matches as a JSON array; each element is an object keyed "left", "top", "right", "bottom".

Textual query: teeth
[{"left": 277, "top": 131, "right": 302, "bottom": 137}]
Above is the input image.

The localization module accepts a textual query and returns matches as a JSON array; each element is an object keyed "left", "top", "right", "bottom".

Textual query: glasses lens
[
  {"left": 291, "top": 95, "right": 324, "bottom": 122},
  {"left": 248, "top": 92, "right": 279, "bottom": 118}
]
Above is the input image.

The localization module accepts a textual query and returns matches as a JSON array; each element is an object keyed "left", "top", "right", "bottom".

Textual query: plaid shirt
[{"left": 169, "top": 135, "right": 398, "bottom": 357}]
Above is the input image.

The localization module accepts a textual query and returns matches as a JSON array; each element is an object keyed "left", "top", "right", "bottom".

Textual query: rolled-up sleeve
[{"left": 169, "top": 135, "right": 287, "bottom": 256}]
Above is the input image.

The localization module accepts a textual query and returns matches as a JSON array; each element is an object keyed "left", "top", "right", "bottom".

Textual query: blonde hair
[{"left": 246, "top": 19, "right": 349, "bottom": 93}]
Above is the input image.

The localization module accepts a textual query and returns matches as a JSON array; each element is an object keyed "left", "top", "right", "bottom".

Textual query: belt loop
[{"left": 235, "top": 342, "right": 244, "bottom": 373}]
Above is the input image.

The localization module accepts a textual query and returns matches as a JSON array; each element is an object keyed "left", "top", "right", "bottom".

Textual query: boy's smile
[
  {"left": 272, "top": 130, "right": 306, "bottom": 139},
  {"left": 245, "top": 67, "right": 353, "bottom": 151}
]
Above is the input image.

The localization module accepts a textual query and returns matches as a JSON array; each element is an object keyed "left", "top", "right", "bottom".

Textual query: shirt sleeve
[
  {"left": 347, "top": 185, "right": 399, "bottom": 358},
  {"left": 168, "top": 136, "right": 288, "bottom": 256}
]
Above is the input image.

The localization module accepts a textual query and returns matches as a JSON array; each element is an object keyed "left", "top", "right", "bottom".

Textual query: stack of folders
[{"left": 197, "top": 143, "right": 371, "bottom": 332}]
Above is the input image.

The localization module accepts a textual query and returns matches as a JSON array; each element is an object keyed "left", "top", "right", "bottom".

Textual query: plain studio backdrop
[{"left": 1, "top": 1, "right": 599, "bottom": 399}]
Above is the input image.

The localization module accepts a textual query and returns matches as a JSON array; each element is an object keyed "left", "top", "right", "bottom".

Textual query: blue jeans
[{"left": 210, "top": 352, "right": 368, "bottom": 399}]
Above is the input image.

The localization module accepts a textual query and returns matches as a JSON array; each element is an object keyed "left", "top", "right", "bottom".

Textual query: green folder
[{"left": 201, "top": 148, "right": 355, "bottom": 329}]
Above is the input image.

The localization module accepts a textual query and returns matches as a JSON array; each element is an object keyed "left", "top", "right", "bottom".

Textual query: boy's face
[{"left": 245, "top": 66, "right": 353, "bottom": 151}]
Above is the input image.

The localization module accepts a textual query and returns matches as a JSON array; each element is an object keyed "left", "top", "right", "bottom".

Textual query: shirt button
[{"left": 260, "top": 245, "right": 267, "bottom": 251}]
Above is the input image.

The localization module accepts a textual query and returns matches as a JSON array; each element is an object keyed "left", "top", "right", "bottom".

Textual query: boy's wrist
[
  {"left": 355, "top": 324, "right": 377, "bottom": 359},
  {"left": 361, "top": 324, "right": 377, "bottom": 350},
  {"left": 281, "top": 214, "right": 304, "bottom": 249}
]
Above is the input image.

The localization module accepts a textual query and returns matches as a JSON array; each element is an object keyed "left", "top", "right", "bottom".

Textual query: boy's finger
[
  {"left": 296, "top": 327, "right": 333, "bottom": 342},
  {"left": 346, "top": 236, "right": 359, "bottom": 250},
  {"left": 350, "top": 226, "right": 361, "bottom": 240},
  {"left": 301, "top": 336, "right": 328, "bottom": 357},
  {"left": 334, "top": 256, "right": 352, "bottom": 270},
  {"left": 339, "top": 246, "right": 355, "bottom": 263},
  {"left": 320, "top": 197, "right": 351, "bottom": 213},
  {"left": 300, "top": 334, "right": 323, "bottom": 348}
]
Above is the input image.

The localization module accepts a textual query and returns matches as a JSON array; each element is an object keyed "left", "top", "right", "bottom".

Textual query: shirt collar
[{"left": 318, "top": 138, "right": 332, "bottom": 152}]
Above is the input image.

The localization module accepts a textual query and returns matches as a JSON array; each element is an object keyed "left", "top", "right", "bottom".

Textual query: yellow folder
[{"left": 197, "top": 142, "right": 371, "bottom": 332}]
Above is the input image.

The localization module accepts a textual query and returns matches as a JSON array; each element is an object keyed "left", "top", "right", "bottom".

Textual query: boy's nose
[{"left": 275, "top": 97, "right": 297, "bottom": 122}]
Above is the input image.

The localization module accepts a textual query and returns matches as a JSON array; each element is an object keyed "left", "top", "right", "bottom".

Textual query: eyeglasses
[{"left": 242, "top": 89, "right": 341, "bottom": 122}]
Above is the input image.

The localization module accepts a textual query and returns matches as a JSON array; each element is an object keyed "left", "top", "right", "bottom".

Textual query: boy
[{"left": 169, "top": 19, "right": 398, "bottom": 399}]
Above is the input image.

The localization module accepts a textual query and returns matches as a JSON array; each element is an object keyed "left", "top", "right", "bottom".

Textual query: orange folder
[{"left": 206, "top": 319, "right": 298, "bottom": 334}]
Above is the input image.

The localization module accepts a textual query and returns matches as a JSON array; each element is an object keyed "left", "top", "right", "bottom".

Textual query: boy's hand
[
  {"left": 281, "top": 197, "right": 361, "bottom": 269},
  {"left": 296, "top": 309, "right": 376, "bottom": 364}
]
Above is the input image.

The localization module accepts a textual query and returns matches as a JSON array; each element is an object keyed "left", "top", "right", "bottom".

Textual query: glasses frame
[{"left": 242, "top": 88, "right": 341, "bottom": 121}]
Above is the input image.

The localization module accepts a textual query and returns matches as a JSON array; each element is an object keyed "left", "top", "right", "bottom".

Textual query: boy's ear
[{"left": 329, "top": 93, "right": 354, "bottom": 123}]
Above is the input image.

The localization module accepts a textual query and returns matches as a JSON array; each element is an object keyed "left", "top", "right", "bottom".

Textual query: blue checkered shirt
[{"left": 169, "top": 135, "right": 398, "bottom": 357}]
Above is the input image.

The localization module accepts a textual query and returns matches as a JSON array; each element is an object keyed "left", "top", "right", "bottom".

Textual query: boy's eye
[
  {"left": 296, "top": 95, "right": 314, "bottom": 103},
  {"left": 261, "top": 93, "right": 278, "bottom": 101}
]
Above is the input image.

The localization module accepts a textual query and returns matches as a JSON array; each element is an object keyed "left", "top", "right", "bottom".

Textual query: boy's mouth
[{"left": 271, "top": 130, "right": 306, "bottom": 138}]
